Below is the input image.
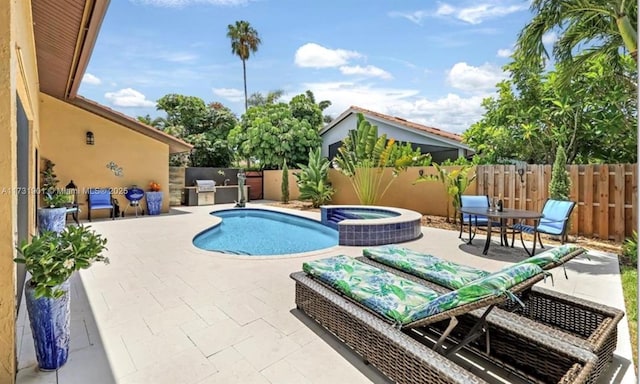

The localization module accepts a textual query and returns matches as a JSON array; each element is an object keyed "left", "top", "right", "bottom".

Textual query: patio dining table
[{"left": 459, "top": 207, "right": 543, "bottom": 256}]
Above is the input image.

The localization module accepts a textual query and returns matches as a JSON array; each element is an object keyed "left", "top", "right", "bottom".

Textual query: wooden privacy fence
[{"left": 476, "top": 164, "right": 637, "bottom": 242}]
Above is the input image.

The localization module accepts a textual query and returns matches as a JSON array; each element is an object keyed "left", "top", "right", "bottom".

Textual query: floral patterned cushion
[
  {"left": 507, "top": 244, "right": 586, "bottom": 270},
  {"left": 363, "top": 245, "right": 490, "bottom": 289},
  {"left": 408, "top": 263, "right": 543, "bottom": 322},
  {"left": 303, "top": 255, "right": 440, "bottom": 324},
  {"left": 302, "top": 256, "right": 543, "bottom": 326}
]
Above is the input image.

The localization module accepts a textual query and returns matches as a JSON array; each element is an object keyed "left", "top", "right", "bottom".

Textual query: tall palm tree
[
  {"left": 226, "top": 20, "right": 262, "bottom": 112},
  {"left": 515, "top": 0, "right": 637, "bottom": 85}
]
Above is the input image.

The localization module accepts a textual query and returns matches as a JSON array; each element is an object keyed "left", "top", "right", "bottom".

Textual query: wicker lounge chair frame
[
  {"left": 357, "top": 255, "right": 623, "bottom": 384},
  {"left": 292, "top": 271, "right": 597, "bottom": 384}
]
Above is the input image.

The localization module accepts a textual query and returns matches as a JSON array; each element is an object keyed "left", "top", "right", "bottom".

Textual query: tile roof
[{"left": 346, "top": 106, "right": 463, "bottom": 142}]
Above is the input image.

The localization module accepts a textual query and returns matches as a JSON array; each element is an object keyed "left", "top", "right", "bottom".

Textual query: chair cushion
[
  {"left": 461, "top": 215, "right": 489, "bottom": 225},
  {"left": 89, "top": 189, "right": 112, "bottom": 206},
  {"left": 363, "top": 245, "right": 490, "bottom": 289},
  {"left": 408, "top": 263, "right": 543, "bottom": 321},
  {"left": 508, "top": 244, "right": 586, "bottom": 269},
  {"left": 303, "top": 255, "right": 440, "bottom": 325}
]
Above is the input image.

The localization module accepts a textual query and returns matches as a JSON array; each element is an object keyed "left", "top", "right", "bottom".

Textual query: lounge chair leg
[
  {"left": 445, "top": 305, "right": 495, "bottom": 357},
  {"left": 434, "top": 317, "right": 458, "bottom": 353}
]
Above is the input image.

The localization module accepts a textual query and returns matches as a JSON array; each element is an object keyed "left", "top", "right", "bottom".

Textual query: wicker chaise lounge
[
  {"left": 359, "top": 244, "right": 624, "bottom": 383},
  {"left": 292, "top": 255, "right": 597, "bottom": 384}
]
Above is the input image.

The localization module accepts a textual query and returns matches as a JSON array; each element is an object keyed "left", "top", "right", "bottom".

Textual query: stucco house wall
[
  {"left": 320, "top": 107, "right": 472, "bottom": 164},
  {"left": 1, "top": 1, "right": 42, "bottom": 381},
  {"left": 39, "top": 93, "right": 171, "bottom": 219}
]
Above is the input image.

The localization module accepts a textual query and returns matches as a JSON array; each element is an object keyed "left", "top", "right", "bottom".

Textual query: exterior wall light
[
  {"left": 86, "top": 131, "right": 95, "bottom": 145},
  {"left": 517, "top": 168, "right": 525, "bottom": 183}
]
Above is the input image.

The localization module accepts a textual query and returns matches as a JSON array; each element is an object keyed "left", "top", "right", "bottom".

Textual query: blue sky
[{"left": 79, "top": 0, "right": 554, "bottom": 134}]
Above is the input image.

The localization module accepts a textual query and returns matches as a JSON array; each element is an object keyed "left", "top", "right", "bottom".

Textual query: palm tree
[
  {"left": 515, "top": 0, "right": 637, "bottom": 84},
  {"left": 248, "top": 89, "right": 284, "bottom": 107},
  {"left": 226, "top": 20, "right": 262, "bottom": 112}
]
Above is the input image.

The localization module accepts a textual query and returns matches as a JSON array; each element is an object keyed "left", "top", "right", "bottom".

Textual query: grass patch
[{"left": 621, "top": 265, "right": 637, "bottom": 369}]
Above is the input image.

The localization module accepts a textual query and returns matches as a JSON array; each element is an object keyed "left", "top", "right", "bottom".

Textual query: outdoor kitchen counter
[{"left": 214, "top": 185, "right": 250, "bottom": 204}]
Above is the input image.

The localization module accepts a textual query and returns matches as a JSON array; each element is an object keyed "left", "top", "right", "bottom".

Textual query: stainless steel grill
[
  {"left": 194, "top": 180, "right": 216, "bottom": 205},
  {"left": 194, "top": 180, "right": 216, "bottom": 192}
]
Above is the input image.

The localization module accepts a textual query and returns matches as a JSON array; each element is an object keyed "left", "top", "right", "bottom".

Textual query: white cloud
[
  {"left": 339, "top": 65, "right": 393, "bottom": 80},
  {"left": 391, "top": 93, "right": 488, "bottom": 134},
  {"left": 497, "top": 48, "right": 513, "bottom": 58},
  {"left": 432, "top": 2, "right": 527, "bottom": 24},
  {"left": 542, "top": 31, "right": 558, "bottom": 45},
  {"left": 213, "top": 87, "right": 245, "bottom": 102},
  {"left": 446, "top": 62, "right": 506, "bottom": 92},
  {"left": 156, "top": 51, "right": 199, "bottom": 63},
  {"left": 82, "top": 73, "right": 102, "bottom": 85},
  {"left": 130, "top": 0, "right": 249, "bottom": 7},
  {"left": 294, "top": 43, "right": 362, "bottom": 68},
  {"left": 301, "top": 81, "right": 488, "bottom": 134},
  {"left": 388, "top": 10, "right": 430, "bottom": 25},
  {"left": 435, "top": 4, "right": 456, "bottom": 16},
  {"left": 104, "top": 88, "right": 156, "bottom": 108}
]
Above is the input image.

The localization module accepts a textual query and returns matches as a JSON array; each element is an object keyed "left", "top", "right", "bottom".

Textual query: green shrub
[
  {"left": 549, "top": 146, "right": 571, "bottom": 200},
  {"left": 281, "top": 160, "right": 289, "bottom": 204},
  {"left": 622, "top": 231, "right": 638, "bottom": 265},
  {"left": 295, "top": 148, "right": 334, "bottom": 208}
]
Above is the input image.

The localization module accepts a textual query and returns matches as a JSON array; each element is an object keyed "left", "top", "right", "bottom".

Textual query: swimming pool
[{"left": 193, "top": 209, "right": 338, "bottom": 255}]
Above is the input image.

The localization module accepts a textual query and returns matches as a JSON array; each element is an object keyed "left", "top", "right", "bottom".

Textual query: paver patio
[{"left": 15, "top": 202, "right": 635, "bottom": 383}]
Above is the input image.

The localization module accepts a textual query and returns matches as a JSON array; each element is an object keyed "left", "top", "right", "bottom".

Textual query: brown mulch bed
[{"left": 267, "top": 200, "right": 623, "bottom": 255}]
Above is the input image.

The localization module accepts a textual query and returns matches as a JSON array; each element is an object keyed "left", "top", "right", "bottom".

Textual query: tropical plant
[
  {"left": 248, "top": 89, "right": 284, "bottom": 107},
  {"left": 415, "top": 164, "right": 476, "bottom": 224},
  {"left": 332, "top": 113, "right": 424, "bottom": 205},
  {"left": 15, "top": 226, "right": 109, "bottom": 298},
  {"left": 515, "top": 0, "right": 637, "bottom": 88},
  {"left": 40, "top": 159, "right": 69, "bottom": 208},
  {"left": 228, "top": 96, "right": 322, "bottom": 169},
  {"left": 281, "top": 160, "right": 289, "bottom": 204},
  {"left": 153, "top": 94, "right": 237, "bottom": 167},
  {"left": 295, "top": 148, "right": 334, "bottom": 208},
  {"left": 549, "top": 146, "right": 571, "bottom": 200},
  {"left": 464, "top": 54, "right": 637, "bottom": 164},
  {"left": 40, "top": 159, "right": 59, "bottom": 195},
  {"left": 622, "top": 231, "right": 638, "bottom": 264},
  {"left": 227, "top": 20, "right": 262, "bottom": 111}
]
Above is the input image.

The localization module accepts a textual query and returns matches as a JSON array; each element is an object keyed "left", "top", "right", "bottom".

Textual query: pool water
[{"left": 193, "top": 209, "right": 338, "bottom": 255}]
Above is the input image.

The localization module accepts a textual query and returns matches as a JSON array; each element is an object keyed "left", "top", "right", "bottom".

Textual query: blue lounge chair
[{"left": 511, "top": 199, "right": 576, "bottom": 252}]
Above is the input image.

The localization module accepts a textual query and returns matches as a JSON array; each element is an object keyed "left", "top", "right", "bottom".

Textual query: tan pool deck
[{"left": 16, "top": 202, "right": 636, "bottom": 384}]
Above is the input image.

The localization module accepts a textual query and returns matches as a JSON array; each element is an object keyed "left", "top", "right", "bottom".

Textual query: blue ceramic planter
[
  {"left": 146, "top": 191, "right": 163, "bottom": 215},
  {"left": 24, "top": 280, "right": 70, "bottom": 371},
  {"left": 37, "top": 207, "right": 67, "bottom": 234}
]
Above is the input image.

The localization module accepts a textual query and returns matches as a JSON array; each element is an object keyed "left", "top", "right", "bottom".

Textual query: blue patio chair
[
  {"left": 511, "top": 199, "right": 576, "bottom": 253},
  {"left": 459, "top": 195, "right": 490, "bottom": 242},
  {"left": 87, "top": 188, "right": 115, "bottom": 222}
]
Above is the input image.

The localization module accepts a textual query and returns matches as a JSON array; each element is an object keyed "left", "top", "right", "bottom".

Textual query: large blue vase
[
  {"left": 146, "top": 191, "right": 163, "bottom": 215},
  {"left": 37, "top": 207, "right": 67, "bottom": 234},
  {"left": 24, "top": 280, "right": 71, "bottom": 371}
]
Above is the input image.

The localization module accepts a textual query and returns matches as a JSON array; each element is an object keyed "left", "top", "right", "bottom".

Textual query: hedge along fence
[
  {"left": 476, "top": 164, "right": 637, "bottom": 242},
  {"left": 263, "top": 166, "right": 476, "bottom": 218}
]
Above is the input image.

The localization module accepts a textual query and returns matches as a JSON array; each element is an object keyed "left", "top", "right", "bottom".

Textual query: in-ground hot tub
[{"left": 321, "top": 205, "right": 422, "bottom": 246}]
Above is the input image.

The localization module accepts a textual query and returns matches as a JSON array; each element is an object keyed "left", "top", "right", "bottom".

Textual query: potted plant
[
  {"left": 38, "top": 159, "right": 68, "bottom": 233},
  {"left": 15, "top": 226, "right": 108, "bottom": 370},
  {"left": 146, "top": 181, "right": 163, "bottom": 215}
]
